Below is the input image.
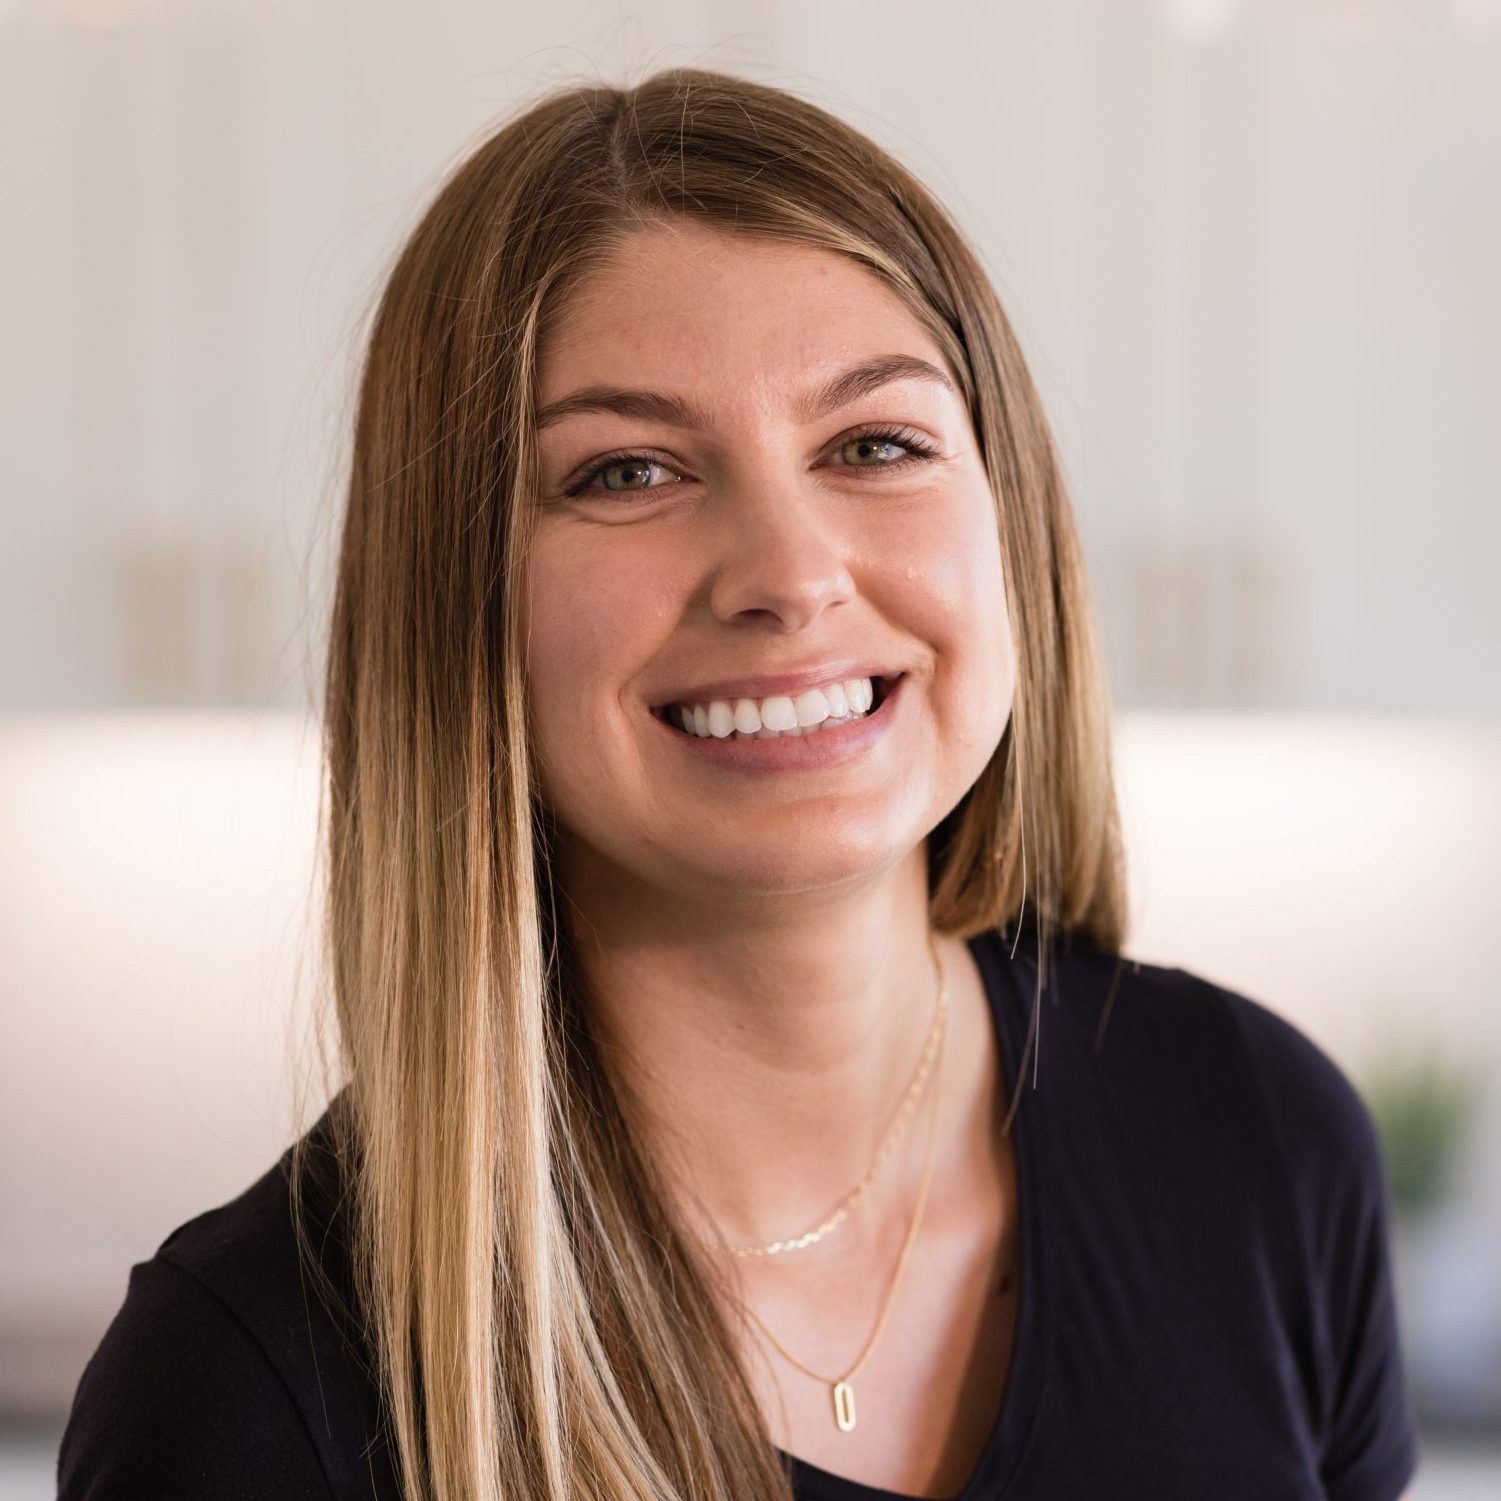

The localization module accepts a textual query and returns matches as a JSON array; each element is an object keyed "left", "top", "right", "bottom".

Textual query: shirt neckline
[{"left": 775, "top": 926, "right": 1052, "bottom": 1501}]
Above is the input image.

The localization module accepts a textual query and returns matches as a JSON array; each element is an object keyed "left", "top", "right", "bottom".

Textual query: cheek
[
  {"left": 899, "top": 492, "right": 1014, "bottom": 745},
  {"left": 523, "top": 546, "right": 602, "bottom": 808},
  {"left": 896, "top": 487, "right": 1009, "bottom": 649},
  {"left": 965, "top": 519, "right": 1014, "bottom": 693},
  {"left": 522, "top": 533, "right": 677, "bottom": 769},
  {"left": 527, "top": 553, "right": 606, "bottom": 719}
]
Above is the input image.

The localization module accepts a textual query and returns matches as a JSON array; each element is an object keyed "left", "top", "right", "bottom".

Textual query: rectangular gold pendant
[{"left": 832, "top": 1380, "right": 857, "bottom": 1432}]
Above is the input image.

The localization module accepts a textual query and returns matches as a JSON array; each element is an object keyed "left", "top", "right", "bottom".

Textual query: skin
[{"left": 525, "top": 218, "right": 1020, "bottom": 1492}]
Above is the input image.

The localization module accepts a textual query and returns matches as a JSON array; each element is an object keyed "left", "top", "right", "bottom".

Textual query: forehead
[{"left": 535, "top": 220, "right": 951, "bottom": 412}]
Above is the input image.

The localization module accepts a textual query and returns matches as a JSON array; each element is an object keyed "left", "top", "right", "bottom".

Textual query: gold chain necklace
[
  {"left": 714, "top": 929, "right": 947, "bottom": 1260},
  {"left": 735, "top": 951, "right": 949, "bottom": 1433}
]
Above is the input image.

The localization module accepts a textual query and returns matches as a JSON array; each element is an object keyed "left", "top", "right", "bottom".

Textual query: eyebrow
[{"left": 534, "top": 353, "right": 955, "bottom": 432}]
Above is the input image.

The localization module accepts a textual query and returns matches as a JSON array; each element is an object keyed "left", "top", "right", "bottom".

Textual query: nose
[{"left": 705, "top": 486, "right": 857, "bottom": 633}]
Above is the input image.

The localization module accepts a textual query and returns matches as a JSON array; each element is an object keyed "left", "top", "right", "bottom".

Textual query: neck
[{"left": 555, "top": 840, "right": 957, "bottom": 1250}]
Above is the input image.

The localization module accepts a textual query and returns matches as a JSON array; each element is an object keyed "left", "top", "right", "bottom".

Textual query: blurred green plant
[{"left": 1362, "top": 1046, "right": 1486, "bottom": 1222}]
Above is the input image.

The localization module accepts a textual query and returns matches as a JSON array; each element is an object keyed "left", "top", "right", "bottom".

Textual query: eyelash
[{"left": 558, "top": 423, "right": 942, "bottom": 500}]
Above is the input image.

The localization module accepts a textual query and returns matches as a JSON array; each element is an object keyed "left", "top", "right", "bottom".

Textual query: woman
[{"left": 58, "top": 68, "right": 1419, "bottom": 1501}]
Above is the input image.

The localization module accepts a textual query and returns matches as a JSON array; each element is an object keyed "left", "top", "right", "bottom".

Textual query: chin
[{"left": 670, "top": 830, "right": 919, "bottom": 900}]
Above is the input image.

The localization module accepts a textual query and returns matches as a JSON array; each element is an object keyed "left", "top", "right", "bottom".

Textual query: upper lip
[{"left": 648, "top": 661, "right": 902, "bottom": 710}]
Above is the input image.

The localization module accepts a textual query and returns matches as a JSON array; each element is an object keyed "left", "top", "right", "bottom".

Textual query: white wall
[{"left": 3, "top": 0, "right": 1499, "bottom": 711}]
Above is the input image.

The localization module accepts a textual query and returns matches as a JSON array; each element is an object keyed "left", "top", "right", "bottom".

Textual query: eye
[
  {"left": 557, "top": 422, "right": 942, "bottom": 501},
  {"left": 560, "top": 453, "right": 678, "bottom": 498},
  {"left": 831, "top": 423, "right": 942, "bottom": 473}
]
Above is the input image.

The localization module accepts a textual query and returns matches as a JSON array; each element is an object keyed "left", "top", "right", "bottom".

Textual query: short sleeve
[
  {"left": 1225, "top": 992, "right": 1421, "bottom": 1501},
  {"left": 57, "top": 1255, "right": 335, "bottom": 1500}
]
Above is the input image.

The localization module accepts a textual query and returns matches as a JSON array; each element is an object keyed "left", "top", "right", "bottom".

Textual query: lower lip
[{"left": 649, "top": 675, "right": 906, "bottom": 773}]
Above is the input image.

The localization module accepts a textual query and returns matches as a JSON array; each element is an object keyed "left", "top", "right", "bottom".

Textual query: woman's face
[{"left": 525, "top": 219, "right": 1014, "bottom": 904}]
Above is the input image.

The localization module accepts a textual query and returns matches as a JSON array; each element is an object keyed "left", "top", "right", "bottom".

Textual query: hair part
[{"left": 292, "top": 65, "right": 1127, "bottom": 1501}]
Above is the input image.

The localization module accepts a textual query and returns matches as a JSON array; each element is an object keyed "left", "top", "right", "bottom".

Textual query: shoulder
[
  {"left": 1101, "top": 949, "right": 1388, "bottom": 1207},
  {"left": 152, "top": 1107, "right": 360, "bottom": 1355},
  {"left": 1030, "top": 933, "right": 1378, "bottom": 1149},
  {"left": 1102, "top": 964, "right": 1422, "bottom": 1500},
  {"left": 986, "top": 928, "right": 1390, "bottom": 1216},
  {"left": 58, "top": 1102, "right": 396, "bottom": 1501},
  {"left": 57, "top": 1250, "right": 334, "bottom": 1499}
]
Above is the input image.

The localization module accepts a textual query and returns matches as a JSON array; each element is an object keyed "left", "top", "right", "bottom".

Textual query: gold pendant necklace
[
  {"left": 734, "top": 938, "right": 948, "bottom": 1431},
  {"left": 711, "top": 929, "right": 947, "bottom": 1260}
]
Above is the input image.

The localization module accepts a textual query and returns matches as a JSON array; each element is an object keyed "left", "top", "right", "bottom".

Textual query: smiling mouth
[{"left": 651, "top": 674, "right": 899, "bottom": 739}]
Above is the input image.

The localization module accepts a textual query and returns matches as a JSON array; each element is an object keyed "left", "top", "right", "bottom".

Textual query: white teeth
[
  {"left": 793, "top": 688, "right": 829, "bottom": 726},
  {"left": 665, "top": 676, "right": 883, "bottom": 740},
  {"left": 759, "top": 695, "right": 799, "bottom": 732}
]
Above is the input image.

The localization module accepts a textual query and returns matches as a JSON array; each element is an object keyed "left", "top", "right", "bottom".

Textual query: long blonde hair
[{"left": 292, "top": 65, "right": 1126, "bottom": 1501}]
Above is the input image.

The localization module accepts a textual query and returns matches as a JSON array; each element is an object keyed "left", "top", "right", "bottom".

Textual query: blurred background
[{"left": 2, "top": 0, "right": 1498, "bottom": 1496}]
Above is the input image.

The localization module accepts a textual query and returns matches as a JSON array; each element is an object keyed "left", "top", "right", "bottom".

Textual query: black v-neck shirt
[{"left": 57, "top": 929, "right": 1421, "bottom": 1500}]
